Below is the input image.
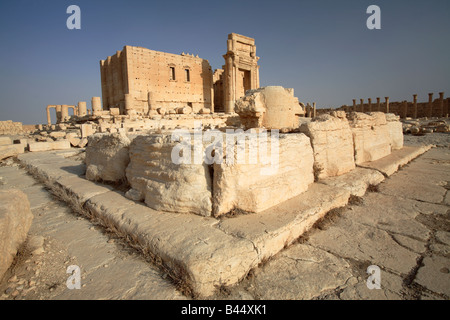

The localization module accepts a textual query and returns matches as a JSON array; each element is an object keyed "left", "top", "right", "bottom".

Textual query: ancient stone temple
[
  {"left": 100, "top": 33, "right": 260, "bottom": 116},
  {"left": 214, "top": 33, "right": 260, "bottom": 113},
  {"left": 100, "top": 46, "right": 214, "bottom": 115}
]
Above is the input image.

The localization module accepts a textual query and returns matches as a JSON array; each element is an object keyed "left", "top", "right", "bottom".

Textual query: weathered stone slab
[
  {"left": 213, "top": 133, "right": 314, "bottom": 216},
  {"left": 18, "top": 153, "right": 86, "bottom": 182},
  {"left": 348, "top": 112, "right": 392, "bottom": 164},
  {"left": 319, "top": 167, "right": 385, "bottom": 197},
  {"left": 55, "top": 175, "right": 113, "bottom": 203},
  {"left": 0, "top": 137, "right": 12, "bottom": 146},
  {"left": 378, "top": 152, "right": 449, "bottom": 204},
  {"left": 385, "top": 113, "right": 404, "bottom": 150},
  {"left": 217, "top": 183, "right": 350, "bottom": 261},
  {"left": 358, "top": 145, "right": 432, "bottom": 176},
  {"left": 341, "top": 193, "right": 431, "bottom": 242},
  {"left": 234, "top": 86, "right": 304, "bottom": 130},
  {"left": 0, "top": 189, "right": 33, "bottom": 280},
  {"left": 86, "top": 133, "right": 131, "bottom": 182},
  {"left": 414, "top": 255, "right": 450, "bottom": 297},
  {"left": 28, "top": 140, "right": 71, "bottom": 152},
  {"left": 85, "top": 191, "right": 258, "bottom": 297},
  {"left": 126, "top": 134, "right": 212, "bottom": 216},
  {"left": 248, "top": 244, "right": 353, "bottom": 300},
  {"left": 308, "top": 217, "right": 421, "bottom": 275},
  {"left": 299, "top": 113, "right": 355, "bottom": 179}
]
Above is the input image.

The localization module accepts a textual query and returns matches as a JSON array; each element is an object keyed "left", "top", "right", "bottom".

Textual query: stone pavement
[
  {"left": 0, "top": 162, "right": 185, "bottom": 300},
  {"left": 223, "top": 147, "right": 449, "bottom": 300},
  {"left": 0, "top": 147, "right": 448, "bottom": 300}
]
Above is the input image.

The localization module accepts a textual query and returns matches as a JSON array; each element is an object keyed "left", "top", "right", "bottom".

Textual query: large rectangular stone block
[
  {"left": 86, "top": 133, "right": 131, "bottom": 182},
  {"left": 125, "top": 134, "right": 213, "bottom": 216},
  {"left": 385, "top": 113, "right": 404, "bottom": 150},
  {"left": 213, "top": 133, "right": 314, "bottom": 216},
  {"left": 348, "top": 112, "right": 392, "bottom": 164},
  {"left": 299, "top": 112, "right": 355, "bottom": 179}
]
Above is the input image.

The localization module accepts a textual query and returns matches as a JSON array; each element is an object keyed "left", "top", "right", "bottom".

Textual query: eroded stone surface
[
  {"left": 213, "top": 133, "right": 314, "bottom": 216},
  {"left": 299, "top": 113, "right": 355, "bottom": 179},
  {"left": 0, "top": 189, "right": 33, "bottom": 280},
  {"left": 86, "top": 132, "right": 131, "bottom": 182}
]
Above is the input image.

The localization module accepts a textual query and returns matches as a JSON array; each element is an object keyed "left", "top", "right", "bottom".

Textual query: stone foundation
[
  {"left": 299, "top": 112, "right": 355, "bottom": 179},
  {"left": 348, "top": 112, "right": 392, "bottom": 164}
]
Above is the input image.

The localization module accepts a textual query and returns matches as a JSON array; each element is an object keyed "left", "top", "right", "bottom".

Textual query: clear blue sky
[{"left": 0, "top": 0, "right": 449, "bottom": 124}]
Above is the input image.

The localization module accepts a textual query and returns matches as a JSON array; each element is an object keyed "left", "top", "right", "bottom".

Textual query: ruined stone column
[
  {"left": 360, "top": 99, "right": 364, "bottom": 113},
  {"left": 223, "top": 55, "right": 235, "bottom": 114},
  {"left": 147, "top": 92, "right": 157, "bottom": 115},
  {"left": 55, "top": 105, "right": 62, "bottom": 124},
  {"left": 46, "top": 105, "right": 56, "bottom": 126},
  {"left": 385, "top": 97, "right": 389, "bottom": 113},
  {"left": 428, "top": 93, "right": 433, "bottom": 118},
  {"left": 413, "top": 94, "right": 418, "bottom": 119},
  {"left": 445, "top": 98, "right": 449, "bottom": 118},
  {"left": 92, "top": 97, "right": 102, "bottom": 116},
  {"left": 306, "top": 103, "right": 312, "bottom": 118},
  {"left": 312, "top": 102, "right": 317, "bottom": 118},
  {"left": 376, "top": 97, "right": 381, "bottom": 112},
  {"left": 124, "top": 94, "right": 135, "bottom": 116},
  {"left": 78, "top": 101, "right": 87, "bottom": 117},
  {"left": 61, "top": 105, "right": 70, "bottom": 122},
  {"left": 402, "top": 101, "right": 408, "bottom": 119},
  {"left": 352, "top": 99, "right": 356, "bottom": 112},
  {"left": 439, "top": 92, "right": 444, "bottom": 118}
]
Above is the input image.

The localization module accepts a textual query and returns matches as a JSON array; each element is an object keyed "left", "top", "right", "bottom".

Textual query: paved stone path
[
  {"left": 0, "top": 147, "right": 448, "bottom": 300},
  {"left": 0, "top": 163, "right": 185, "bottom": 300},
  {"left": 222, "top": 147, "right": 450, "bottom": 300}
]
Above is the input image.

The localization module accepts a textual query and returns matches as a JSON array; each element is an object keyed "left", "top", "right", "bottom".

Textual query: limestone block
[
  {"left": 213, "top": 133, "right": 314, "bottom": 216},
  {"left": 0, "top": 146, "right": 18, "bottom": 160},
  {"left": 81, "top": 124, "right": 95, "bottom": 138},
  {"left": 28, "top": 140, "right": 70, "bottom": 152},
  {"left": 125, "top": 134, "right": 212, "bottom": 216},
  {"left": 0, "top": 189, "right": 33, "bottom": 280},
  {"left": 385, "top": 113, "right": 404, "bottom": 150},
  {"left": 177, "top": 106, "right": 193, "bottom": 115},
  {"left": 235, "top": 86, "right": 304, "bottom": 130},
  {"left": 299, "top": 114, "right": 355, "bottom": 179},
  {"left": 0, "top": 137, "right": 12, "bottom": 146},
  {"left": 86, "top": 133, "right": 131, "bottom": 182},
  {"left": 49, "top": 131, "right": 66, "bottom": 139},
  {"left": 199, "top": 108, "right": 212, "bottom": 114},
  {"left": 78, "top": 137, "right": 88, "bottom": 148},
  {"left": 51, "top": 140, "right": 71, "bottom": 150},
  {"left": 347, "top": 112, "right": 392, "bottom": 164},
  {"left": 28, "top": 141, "right": 52, "bottom": 152},
  {"left": 110, "top": 108, "right": 120, "bottom": 116}
]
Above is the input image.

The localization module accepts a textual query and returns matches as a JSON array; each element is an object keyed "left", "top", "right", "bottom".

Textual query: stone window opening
[
  {"left": 185, "top": 69, "right": 190, "bottom": 82},
  {"left": 169, "top": 66, "right": 176, "bottom": 81}
]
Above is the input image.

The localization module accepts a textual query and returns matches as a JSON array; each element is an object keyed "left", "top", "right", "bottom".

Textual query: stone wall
[
  {"left": 0, "top": 121, "right": 23, "bottom": 135},
  {"left": 100, "top": 46, "right": 214, "bottom": 115}
]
